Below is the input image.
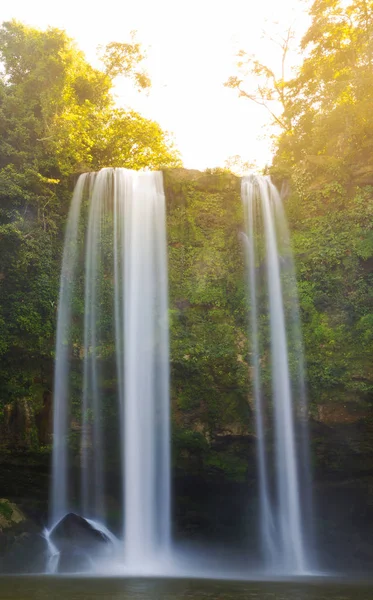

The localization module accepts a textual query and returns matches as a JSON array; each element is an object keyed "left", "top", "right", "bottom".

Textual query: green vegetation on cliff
[
  {"left": 0, "top": 2, "right": 372, "bottom": 482},
  {"left": 0, "top": 20, "right": 180, "bottom": 445},
  {"left": 165, "top": 170, "right": 250, "bottom": 479},
  {"left": 275, "top": 0, "right": 373, "bottom": 416},
  {"left": 227, "top": 0, "right": 373, "bottom": 431}
]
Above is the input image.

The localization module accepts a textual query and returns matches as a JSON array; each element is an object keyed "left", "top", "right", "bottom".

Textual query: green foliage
[
  {"left": 273, "top": 0, "right": 373, "bottom": 184},
  {"left": 0, "top": 500, "right": 13, "bottom": 521},
  {"left": 1, "top": 1, "right": 372, "bottom": 487},
  {"left": 0, "top": 19, "right": 180, "bottom": 437},
  {"left": 93, "top": 109, "right": 181, "bottom": 169},
  {"left": 99, "top": 31, "right": 151, "bottom": 90},
  {"left": 286, "top": 183, "right": 373, "bottom": 407},
  {"left": 165, "top": 170, "right": 251, "bottom": 479},
  {"left": 272, "top": 1, "right": 373, "bottom": 411},
  {"left": 226, "top": 0, "right": 373, "bottom": 431}
]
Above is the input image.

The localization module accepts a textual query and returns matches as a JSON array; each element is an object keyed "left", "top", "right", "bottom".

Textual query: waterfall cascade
[
  {"left": 50, "top": 168, "right": 170, "bottom": 571},
  {"left": 49, "top": 167, "right": 314, "bottom": 577},
  {"left": 241, "top": 175, "right": 314, "bottom": 574}
]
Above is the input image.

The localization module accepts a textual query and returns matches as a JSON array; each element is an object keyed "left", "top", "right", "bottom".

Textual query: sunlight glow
[{"left": 0, "top": 0, "right": 311, "bottom": 169}]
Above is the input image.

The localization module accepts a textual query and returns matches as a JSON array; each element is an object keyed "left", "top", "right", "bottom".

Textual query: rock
[
  {"left": 0, "top": 499, "right": 26, "bottom": 530},
  {"left": 50, "top": 513, "right": 109, "bottom": 551},
  {"left": 0, "top": 499, "right": 48, "bottom": 573},
  {"left": 2, "top": 531, "right": 48, "bottom": 573},
  {"left": 49, "top": 513, "right": 113, "bottom": 573}
]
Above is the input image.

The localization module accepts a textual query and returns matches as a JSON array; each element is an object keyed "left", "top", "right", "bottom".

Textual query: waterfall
[
  {"left": 50, "top": 166, "right": 313, "bottom": 576},
  {"left": 50, "top": 168, "right": 170, "bottom": 569},
  {"left": 241, "top": 175, "right": 313, "bottom": 574},
  {"left": 120, "top": 169, "right": 170, "bottom": 566},
  {"left": 51, "top": 174, "right": 87, "bottom": 525}
]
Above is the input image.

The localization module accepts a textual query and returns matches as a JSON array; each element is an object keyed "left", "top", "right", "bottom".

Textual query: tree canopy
[
  {"left": 0, "top": 20, "right": 181, "bottom": 417},
  {"left": 227, "top": 0, "right": 373, "bottom": 414},
  {"left": 228, "top": 0, "right": 373, "bottom": 185}
]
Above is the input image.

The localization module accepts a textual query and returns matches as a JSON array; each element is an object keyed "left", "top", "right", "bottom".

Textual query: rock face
[{"left": 49, "top": 513, "right": 112, "bottom": 573}]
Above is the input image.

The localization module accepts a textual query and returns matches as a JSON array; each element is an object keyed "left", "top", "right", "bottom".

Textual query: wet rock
[
  {"left": 50, "top": 513, "right": 112, "bottom": 573},
  {"left": 50, "top": 513, "right": 109, "bottom": 551}
]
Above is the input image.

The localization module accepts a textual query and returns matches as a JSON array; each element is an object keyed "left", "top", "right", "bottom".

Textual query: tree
[
  {"left": 274, "top": 0, "right": 373, "bottom": 181},
  {"left": 226, "top": 2, "right": 373, "bottom": 182},
  {"left": 93, "top": 109, "right": 181, "bottom": 170},
  {"left": 225, "top": 26, "right": 296, "bottom": 133},
  {"left": 0, "top": 20, "right": 180, "bottom": 422},
  {"left": 223, "top": 155, "right": 257, "bottom": 176},
  {"left": 226, "top": 1, "right": 373, "bottom": 419},
  {"left": 0, "top": 20, "right": 180, "bottom": 176},
  {"left": 99, "top": 31, "right": 151, "bottom": 91}
]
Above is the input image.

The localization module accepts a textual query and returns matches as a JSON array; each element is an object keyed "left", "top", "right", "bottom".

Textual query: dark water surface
[{"left": 0, "top": 577, "right": 372, "bottom": 600}]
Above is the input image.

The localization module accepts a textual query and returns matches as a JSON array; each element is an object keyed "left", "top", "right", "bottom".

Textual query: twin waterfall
[{"left": 50, "top": 168, "right": 313, "bottom": 575}]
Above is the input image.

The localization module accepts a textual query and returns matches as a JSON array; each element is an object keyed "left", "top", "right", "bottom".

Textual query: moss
[
  {"left": 165, "top": 169, "right": 252, "bottom": 477},
  {"left": 0, "top": 500, "right": 13, "bottom": 522}
]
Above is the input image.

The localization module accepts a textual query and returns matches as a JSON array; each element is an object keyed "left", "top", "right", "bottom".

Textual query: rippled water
[{"left": 1, "top": 577, "right": 372, "bottom": 600}]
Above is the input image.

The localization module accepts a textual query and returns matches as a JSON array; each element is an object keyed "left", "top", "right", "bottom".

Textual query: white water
[
  {"left": 241, "top": 175, "right": 312, "bottom": 574},
  {"left": 119, "top": 170, "right": 171, "bottom": 566},
  {"left": 51, "top": 174, "right": 88, "bottom": 525},
  {"left": 50, "top": 168, "right": 170, "bottom": 569},
  {"left": 81, "top": 169, "right": 106, "bottom": 519},
  {"left": 241, "top": 210, "right": 276, "bottom": 564}
]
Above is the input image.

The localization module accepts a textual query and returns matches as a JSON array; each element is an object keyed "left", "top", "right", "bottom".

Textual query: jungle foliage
[
  {"left": 165, "top": 170, "right": 251, "bottom": 480},
  {"left": 228, "top": 0, "right": 373, "bottom": 419},
  {"left": 0, "top": 1, "right": 372, "bottom": 481},
  {"left": 0, "top": 20, "right": 180, "bottom": 429}
]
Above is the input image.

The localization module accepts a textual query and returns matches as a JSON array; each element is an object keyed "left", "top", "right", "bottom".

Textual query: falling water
[
  {"left": 50, "top": 168, "right": 170, "bottom": 570},
  {"left": 51, "top": 174, "right": 88, "bottom": 525},
  {"left": 241, "top": 175, "right": 313, "bottom": 574},
  {"left": 81, "top": 170, "right": 106, "bottom": 520},
  {"left": 120, "top": 169, "right": 170, "bottom": 567}
]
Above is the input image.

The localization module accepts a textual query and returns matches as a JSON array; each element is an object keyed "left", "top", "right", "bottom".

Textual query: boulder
[
  {"left": 50, "top": 513, "right": 109, "bottom": 550},
  {"left": 49, "top": 513, "right": 112, "bottom": 573},
  {"left": 0, "top": 499, "right": 48, "bottom": 573},
  {"left": 3, "top": 531, "right": 48, "bottom": 573}
]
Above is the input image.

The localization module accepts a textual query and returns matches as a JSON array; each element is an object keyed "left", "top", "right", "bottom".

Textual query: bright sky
[{"left": 0, "top": 0, "right": 311, "bottom": 170}]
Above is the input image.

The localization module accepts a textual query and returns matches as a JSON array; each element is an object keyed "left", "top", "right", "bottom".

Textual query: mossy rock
[{"left": 0, "top": 499, "right": 26, "bottom": 530}]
